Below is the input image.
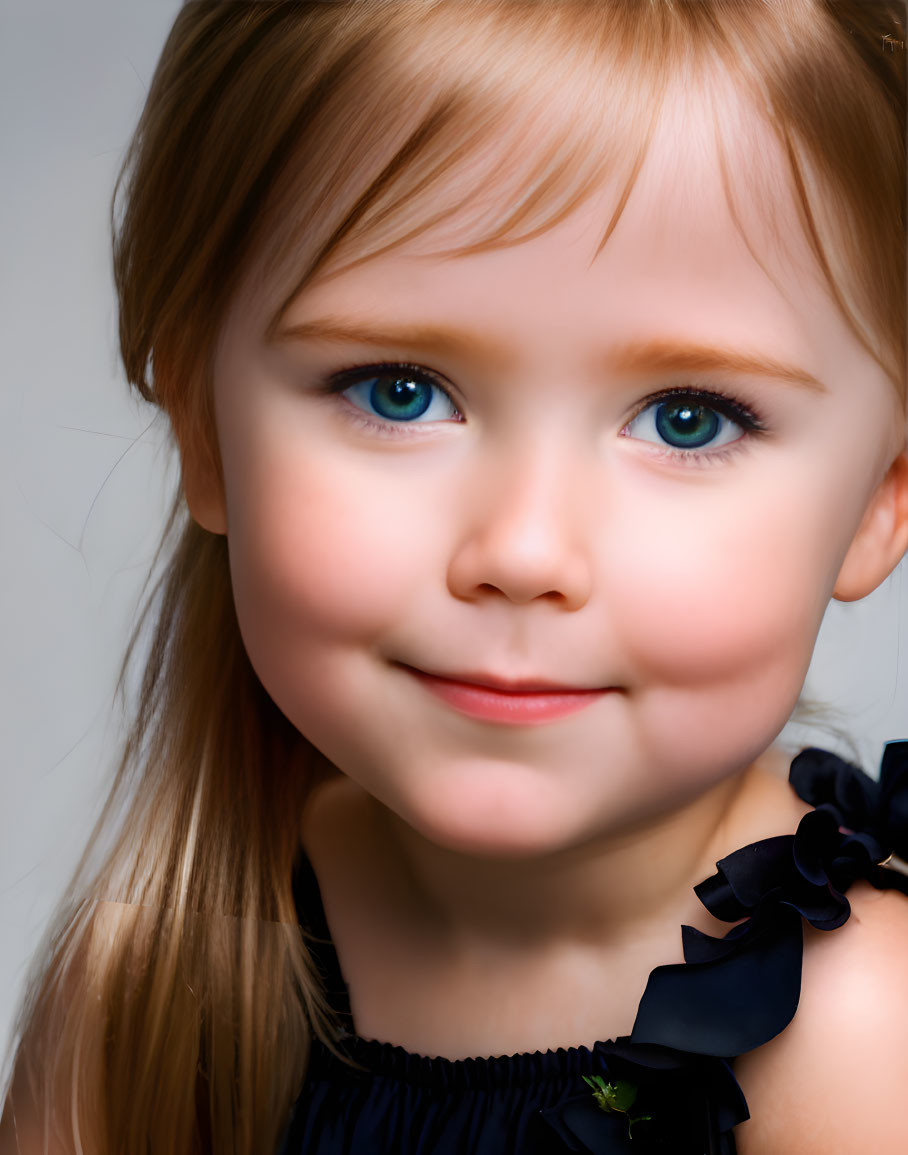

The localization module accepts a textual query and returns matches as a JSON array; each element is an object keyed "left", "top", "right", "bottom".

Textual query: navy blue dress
[{"left": 279, "top": 744, "right": 908, "bottom": 1154}]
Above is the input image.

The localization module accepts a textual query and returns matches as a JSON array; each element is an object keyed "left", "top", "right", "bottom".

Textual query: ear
[
  {"left": 155, "top": 349, "right": 229, "bottom": 535},
  {"left": 181, "top": 445, "right": 228, "bottom": 535},
  {"left": 833, "top": 450, "right": 908, "bottom": 601},
  {"left": 172, "top": 411, "right": 227, "bottom": 535}
]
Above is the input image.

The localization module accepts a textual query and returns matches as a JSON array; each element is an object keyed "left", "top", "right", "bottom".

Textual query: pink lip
[{"left": 401, "top": 666, "right": 612, "bottom": 724}]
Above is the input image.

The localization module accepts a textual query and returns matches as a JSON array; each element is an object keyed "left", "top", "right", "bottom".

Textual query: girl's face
[{"left": 202, "top": 90, "right": 903, "bottom": 857}]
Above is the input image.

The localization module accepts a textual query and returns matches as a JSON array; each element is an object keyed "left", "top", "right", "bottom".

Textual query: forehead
[
  {"left": 285, "top": 78, "right": 819, "bottom": 326},
  {"left": 289, "top": 65, "right": 812, "bottom": 301},
  {"left": 599, "top": 75, "right": 814, "bottom": 300}
]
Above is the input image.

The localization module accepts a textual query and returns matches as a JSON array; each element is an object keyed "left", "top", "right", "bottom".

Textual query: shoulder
[{"left": 734, "top": 882, "right": 908, "bottom": 1154}]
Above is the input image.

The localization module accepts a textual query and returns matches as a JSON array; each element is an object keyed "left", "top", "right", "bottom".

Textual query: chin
[
  {"left": 412, "top": 817, "right": 572, "bottom": 861},
  {"left": 390, "top": 770, "right": 593, "bottom": 860}
]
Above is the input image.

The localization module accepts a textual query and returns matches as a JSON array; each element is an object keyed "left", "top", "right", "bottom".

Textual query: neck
[{"left": 369, "top": 749, "right": 805, "bottom": 954}]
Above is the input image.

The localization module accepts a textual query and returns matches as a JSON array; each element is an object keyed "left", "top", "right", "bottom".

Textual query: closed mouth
[
  {"left": 396, "top": 663, "right": 614, "bottom": 724},
  {"left": 395, "top": 663, "right": 602, "bottom": 694}
]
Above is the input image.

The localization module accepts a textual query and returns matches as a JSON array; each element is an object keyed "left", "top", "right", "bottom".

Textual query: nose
[{"left": 446, "top": 439, "right": 594, "bottom": 610}]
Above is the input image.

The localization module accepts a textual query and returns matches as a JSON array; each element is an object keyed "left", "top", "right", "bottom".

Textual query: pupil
[
  {"left": 371, "top": 377, "right": 432, "bottom": 420},
  {"left": 655, "top": 400, "right": 719, "bottom": 448}
]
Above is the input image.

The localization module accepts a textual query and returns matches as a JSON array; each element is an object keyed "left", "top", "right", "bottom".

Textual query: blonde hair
[{"left": 4, "top": 2, "right": 906, "bottom": 1152}]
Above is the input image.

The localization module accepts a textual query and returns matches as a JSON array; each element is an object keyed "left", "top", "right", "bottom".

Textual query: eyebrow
[
  {"left": 274, "top": 316, "right": 826, "bottom": 392},
  {"left": 610, "top": 337, "right": 826, "bottom": 392}
]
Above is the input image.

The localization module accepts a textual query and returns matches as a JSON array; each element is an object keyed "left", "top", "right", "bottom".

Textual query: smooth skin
[{"left": 181, "top": 85, "right": 908, "bottom": 1152}]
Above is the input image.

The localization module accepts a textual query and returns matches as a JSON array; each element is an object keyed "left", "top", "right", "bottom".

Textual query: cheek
[
  {"left": 221, "top": 441, "right": 430, "bottom": 679},
  {"left": 220, "top": 450, "right": 395, "bottom": 656},
  {"left": 591, "top": 483, "right": 848, "bottom": 791},
  {"left": 605, "top": 481, "right": 837, "bottom": 689}
]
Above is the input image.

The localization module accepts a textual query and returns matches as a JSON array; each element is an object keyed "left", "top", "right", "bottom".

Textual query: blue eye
[
  {"left": 624, "top": 391, "right": 760, "bottom": 452},
  {"left": 339, "top": 366, "right": 459, "bottom": 424}
]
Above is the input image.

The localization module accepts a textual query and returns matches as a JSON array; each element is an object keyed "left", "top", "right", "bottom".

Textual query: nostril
[{"left": 474, "top": 582, "right": 568, "bottom": 602}]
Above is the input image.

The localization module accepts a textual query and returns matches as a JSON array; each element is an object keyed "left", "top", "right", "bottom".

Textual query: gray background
[{"left": 1, "top": 0, "right": 906, "bottom": 1089}]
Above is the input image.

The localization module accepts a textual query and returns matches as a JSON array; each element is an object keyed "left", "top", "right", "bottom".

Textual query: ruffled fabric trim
[
  {"left": 308, "top": 1036, "right": 610, "bottom": 1090},
  {"left": 790, "top": 741, "right": 908, "bottom": 896}
]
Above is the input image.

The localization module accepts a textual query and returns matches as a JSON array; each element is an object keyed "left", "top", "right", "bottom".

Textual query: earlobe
[{"left": 833, "top": 450, "right": 908, "bottom": 602}]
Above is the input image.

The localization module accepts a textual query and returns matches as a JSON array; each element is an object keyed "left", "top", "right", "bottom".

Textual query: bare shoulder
[{"left": 734, "top": 883, "right": 908, "bottom": 1154}]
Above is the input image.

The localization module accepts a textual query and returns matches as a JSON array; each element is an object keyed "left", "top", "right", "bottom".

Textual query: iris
[
  {"left": 366, "top": 376, "right": 433, "bottom": 421},
  {"left": 654, "top": 401, "right": 720, "bottom": 448}
]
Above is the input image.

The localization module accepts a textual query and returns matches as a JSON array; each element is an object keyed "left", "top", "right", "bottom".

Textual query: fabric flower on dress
[{"left": 536, "top": 1040, "right": 747, "bottom": 1155}]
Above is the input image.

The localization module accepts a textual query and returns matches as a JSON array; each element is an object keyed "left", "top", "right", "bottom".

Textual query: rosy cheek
[
  {"left": 222, "top": 438, "right": 435, "bottom": 669},
  {"left": 605, "top": 495, "right": 830, "bottom": 687}
]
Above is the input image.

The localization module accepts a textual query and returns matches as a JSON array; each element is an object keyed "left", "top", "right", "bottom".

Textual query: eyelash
[{"left": 321, "top": 361, "right": 768, "bottom": 457}]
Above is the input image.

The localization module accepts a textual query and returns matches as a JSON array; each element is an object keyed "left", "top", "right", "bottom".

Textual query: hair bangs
[{"left": 255, "top": 0, "right": 677, "bottom": 331}]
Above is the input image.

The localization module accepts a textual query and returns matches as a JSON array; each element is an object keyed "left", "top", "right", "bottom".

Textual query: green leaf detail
[
  {"left": 582, "top": 1075, "right": 638, "bottom": 1114},
  {"left": 627, "top": 1112, "right": 654, "bottom": 1140}
]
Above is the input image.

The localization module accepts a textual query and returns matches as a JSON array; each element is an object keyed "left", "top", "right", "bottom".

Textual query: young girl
[{"left": 3, "top": 0, "right": 908, "bottom": 1152}]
